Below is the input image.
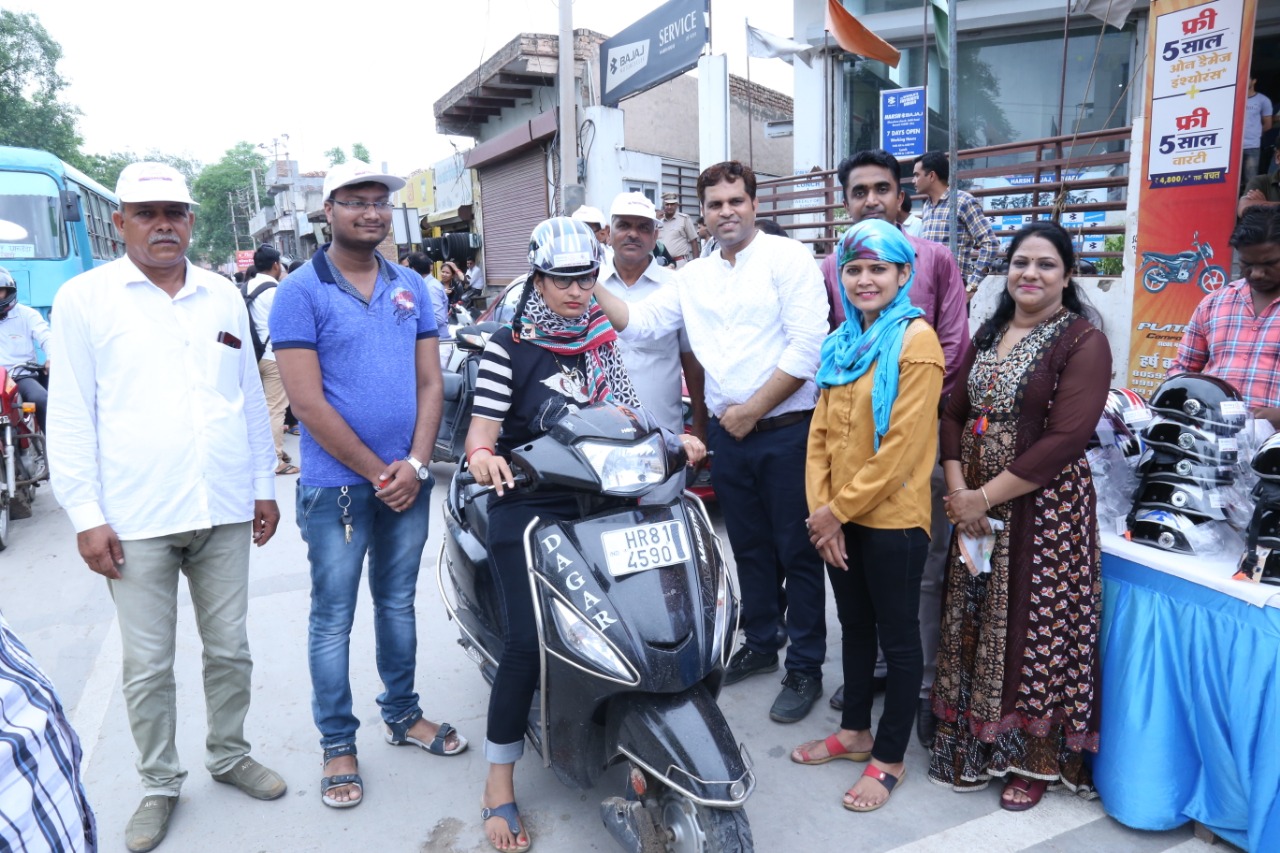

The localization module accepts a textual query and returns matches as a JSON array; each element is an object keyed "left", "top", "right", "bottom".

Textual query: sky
[{"left": 26, "top": 0, "right": 797, "bottom": 177}]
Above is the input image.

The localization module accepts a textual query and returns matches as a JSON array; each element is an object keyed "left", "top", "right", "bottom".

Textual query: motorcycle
[
  {"left": 1140, "top": 232, "right": 1228, "bottom": 294},
  {"left": 0, "top": 361, "right": 49, "bottom": 549},
  {"left": 432, "top": 321, "right": 500, "bottom": 465},
  {"left": 437, "top": 403, "right": 755, "bottom": 852}
]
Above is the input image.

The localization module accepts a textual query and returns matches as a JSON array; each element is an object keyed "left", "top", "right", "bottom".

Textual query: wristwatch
[{"left": 405, "top": 456, "right": 430, "bottom": 481}]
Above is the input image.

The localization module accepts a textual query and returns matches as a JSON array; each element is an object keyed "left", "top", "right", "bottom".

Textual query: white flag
[
  {"left": 1071, "top": 0, "right": 1140, "bottom": 31},
  {"left": 746, "top": 22, "right": 815, "bottom": 67}
]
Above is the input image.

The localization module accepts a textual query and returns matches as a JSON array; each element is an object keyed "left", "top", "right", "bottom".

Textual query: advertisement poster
[
  {"left": 1126, "top": 0, "right": 1256, "bottom": 397},
  {"left": 879, "top": 87, "right": 927, "bottom": 159}
]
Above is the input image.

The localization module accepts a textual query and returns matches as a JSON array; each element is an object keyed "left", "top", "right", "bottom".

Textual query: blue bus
[{"left": 0, "top": 145, "right": 124, "bottom": 319}]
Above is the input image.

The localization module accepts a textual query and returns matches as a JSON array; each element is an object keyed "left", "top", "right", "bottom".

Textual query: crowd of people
[{"left": 3, "top": 141, "right": 1278, "bottom": 853}]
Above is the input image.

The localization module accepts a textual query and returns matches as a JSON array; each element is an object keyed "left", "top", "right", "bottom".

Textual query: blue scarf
[{"left": 816, "top": 220, "right": 923, "bottom": 450}]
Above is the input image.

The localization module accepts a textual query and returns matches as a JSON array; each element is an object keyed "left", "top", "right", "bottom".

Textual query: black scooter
[
  {"left": 437, "top": 404, "right": 755, "bottom": 852},
  {"left": 432, "top": 321, "right": 499, "bottom": 465}
]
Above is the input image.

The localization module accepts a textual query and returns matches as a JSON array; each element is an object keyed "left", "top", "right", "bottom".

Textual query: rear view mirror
[{"left": 61, "top": 190, "right": 82, "bottom": 223}]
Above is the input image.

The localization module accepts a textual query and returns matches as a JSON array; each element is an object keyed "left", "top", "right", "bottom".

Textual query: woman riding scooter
[{"left": 465, "top": 217, "right": 705, "bottom": 852}]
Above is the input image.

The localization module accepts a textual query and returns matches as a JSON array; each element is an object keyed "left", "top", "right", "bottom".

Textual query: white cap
[
  {"left": 609, "top": 192, "right": 658, "bottom": 221},
  {"left": 115, "top": 162, "right": 197, "bottom": 205},
  {"left": 571, "top": 205, "right": 606, "bottom": 227},
  {"left": 323, "top": 160, "right": 406, "bottom": 198}
]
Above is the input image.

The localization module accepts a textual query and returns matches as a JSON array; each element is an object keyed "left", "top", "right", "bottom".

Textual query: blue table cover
[{"left": 1097, "top": 553, "right": 1280, "bottom": 851}]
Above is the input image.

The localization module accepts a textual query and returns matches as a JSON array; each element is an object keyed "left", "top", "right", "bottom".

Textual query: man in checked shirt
[
  {"left": 1170, "top": 207, "right": 1280, "bottom": 424},
  {"left": 913, "top": 151, "right": 1001, "bottom": 295}
]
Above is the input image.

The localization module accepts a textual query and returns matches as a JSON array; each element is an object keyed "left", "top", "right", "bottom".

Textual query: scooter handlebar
[{"left": 456, "top": 469, "right": 533, "bottom": 503}]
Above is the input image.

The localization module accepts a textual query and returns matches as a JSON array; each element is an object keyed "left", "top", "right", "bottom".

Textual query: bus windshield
[{"left": 0, "top": 170, "right": 66, "bottom": 260}]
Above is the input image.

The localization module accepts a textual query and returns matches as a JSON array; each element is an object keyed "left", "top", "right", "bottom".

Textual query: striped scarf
[{"left": 518, "top": 289, "right": 641, "bottom": 407}]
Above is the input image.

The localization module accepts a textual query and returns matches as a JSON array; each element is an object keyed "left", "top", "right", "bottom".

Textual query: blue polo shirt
[{"left": 270, "top": 245, "right": 438, "bottom": 487}]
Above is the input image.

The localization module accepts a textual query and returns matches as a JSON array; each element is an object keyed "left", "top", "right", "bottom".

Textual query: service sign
[
  {"left": 879, "top": 87, "right": 927, "bottom": 159},
  {"left": 1126, "top": 0, "right": 1256, "bottom": 398},
  {"left": 601, "top": 0, "right": 709, "bottom": 107}
]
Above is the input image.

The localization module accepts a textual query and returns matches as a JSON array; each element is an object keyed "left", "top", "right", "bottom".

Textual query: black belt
[{"left": 752, "top": 410, "right": 813, "bottom": 433}]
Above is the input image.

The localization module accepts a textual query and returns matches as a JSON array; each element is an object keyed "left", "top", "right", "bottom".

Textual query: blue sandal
[
  {"left": 321, "top": 744, "right": 362, "bottom": 809},
  {"left": 481, "top": 802, "right": 531, "bottom": 853},
  {"left": 384, "top": 716, "right": 468, "bottom": 756}
]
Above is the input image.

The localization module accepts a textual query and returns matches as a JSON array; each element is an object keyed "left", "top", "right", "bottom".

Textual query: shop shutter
[{"left": 478, "top": 148, "right": 548, "bottom": 283}]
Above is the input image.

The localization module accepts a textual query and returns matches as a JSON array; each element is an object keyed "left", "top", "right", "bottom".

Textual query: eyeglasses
[
  {"left": 330, "top": 199, "right": 393, "bottom": 213},
  {"left": 544, "top": 273, "right": 597, "bottom": 290}
]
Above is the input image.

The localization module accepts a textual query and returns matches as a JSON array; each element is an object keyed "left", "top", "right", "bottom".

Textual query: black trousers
[{"left": 830, "top": 523, "right": 928, "bottom": 764}]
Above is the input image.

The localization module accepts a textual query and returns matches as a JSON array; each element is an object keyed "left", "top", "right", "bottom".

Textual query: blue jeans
[
  {"left": 708, "top": 415, "right": 826, "bottom": 675},
  {"left": 297, "top": 481, "right": 432, "bottom": 750}
]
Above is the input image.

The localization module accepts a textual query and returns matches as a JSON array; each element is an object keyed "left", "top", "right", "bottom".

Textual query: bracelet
[
  {"left": 979, "top": 486, "right": 992, "bottom": 511},
  {"left": 947, "top": 487, "right": 967, "bottom": 496},
  {"left": 467, "top": 446, "right": 493, "bottom": 465}
]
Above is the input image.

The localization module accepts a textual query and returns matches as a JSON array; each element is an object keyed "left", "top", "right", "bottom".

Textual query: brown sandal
[{"left": 1000, "top": 776, "right": 1048, "bottom": 811}]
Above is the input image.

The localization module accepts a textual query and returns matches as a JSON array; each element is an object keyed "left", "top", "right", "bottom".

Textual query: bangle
[
  {"left": 467, "top": 446, "right": 493, "bottom": 465},
  {"left": 948, "top": 487, "right": 966, "bottom": 496},
  {"left": 979, "top": 486, "right": 992, "bottom": 511}
]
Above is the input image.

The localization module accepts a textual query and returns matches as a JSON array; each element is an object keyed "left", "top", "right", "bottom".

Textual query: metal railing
[{"left": 756, "top": 126, "right": 1132, "bottom": 263}]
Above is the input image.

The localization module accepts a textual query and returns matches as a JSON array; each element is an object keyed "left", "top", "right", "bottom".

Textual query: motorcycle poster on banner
[{"left": 1126, "top": 0, "right": 1256, "bottom": 399}]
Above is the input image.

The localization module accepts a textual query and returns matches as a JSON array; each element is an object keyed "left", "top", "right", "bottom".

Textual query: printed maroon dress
[{"left": 929, "top": 310, "right": 1111, "bottom": 794}]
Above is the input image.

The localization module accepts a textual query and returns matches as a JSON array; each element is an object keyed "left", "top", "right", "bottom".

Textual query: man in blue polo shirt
[{"left": 271, "top": 161, "right": 467, "bottom": 811}]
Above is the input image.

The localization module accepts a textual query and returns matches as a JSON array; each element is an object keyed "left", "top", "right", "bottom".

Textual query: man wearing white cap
[
  {"left": 599, "top": 193, "right": 707, "bottom": 502},
  {"left": 47, "top": 162, "right": 286, "bottom": 852},
  {"left": 659, "top": 191, "right": 700, "bottom": 267},
  {"left": 571, "top": 204, "right": 613, "bottom": 266},
  {"left": 270, "top": 161, "right": 465, "bottom": 811}
]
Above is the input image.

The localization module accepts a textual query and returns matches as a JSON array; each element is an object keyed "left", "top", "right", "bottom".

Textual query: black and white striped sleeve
[{"left": 472, "top": 335, "right": 514, "bottom": 422}]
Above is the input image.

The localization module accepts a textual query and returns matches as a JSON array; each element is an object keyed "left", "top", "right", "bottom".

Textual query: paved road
[{"left": 1, "top": 438, "right": 1211, "bottom": 853}]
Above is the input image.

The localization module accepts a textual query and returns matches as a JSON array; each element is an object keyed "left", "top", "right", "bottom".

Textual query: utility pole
[
  {"left": 249, "top": 168, "right": 261, "bottom": 213},
  {"left": 558, "top": 0, "right": 583, "bottom": 215},
  {"left": 946, "top": 0, "right": 959, "bottom": 264},
  {"left": 228, "top": 193, "right": 243, "bottom": 253}
]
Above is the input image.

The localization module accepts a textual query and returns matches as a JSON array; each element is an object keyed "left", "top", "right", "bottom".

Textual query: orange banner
[
  {"left": 825, "top": 0, "right": 900, "bottom": 68},
  {"left": 1126, "top": 0, "right": 1256, "bottom": 397}
]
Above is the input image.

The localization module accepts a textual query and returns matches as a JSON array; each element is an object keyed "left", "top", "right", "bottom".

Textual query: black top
[{"left": 472, "top": 330, "right": 592, "bottom": 454}]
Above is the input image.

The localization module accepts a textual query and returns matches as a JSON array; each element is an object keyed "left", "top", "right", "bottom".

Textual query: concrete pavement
[{"left": 0, "top": 437, "right": 1211, "bottom": 852}]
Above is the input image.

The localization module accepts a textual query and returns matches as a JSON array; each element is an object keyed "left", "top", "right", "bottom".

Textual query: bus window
[{"left": 0, "top": 171, "right": 67, "bottom": 260}]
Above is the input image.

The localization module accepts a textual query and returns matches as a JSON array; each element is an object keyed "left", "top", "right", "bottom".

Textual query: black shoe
[
  {"left": 829, "top": 683, "right": 844, "bottom": 711},
  {"left": 917, "top": 697, "right": 938, "bottom": 748},
  {"left": 769, "top": 671, "right": 822, "bottom": 723},
  {"left": 722, "top": 647, "right": 779, "bottom": 686}
]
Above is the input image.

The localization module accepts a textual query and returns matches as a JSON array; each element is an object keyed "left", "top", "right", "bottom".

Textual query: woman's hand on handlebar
[
  {"left": 470, "top": 450, "right": 516, "bottom": 496},
  {"left": 678, "top": 434, "right": 706, "bottom": 466}
]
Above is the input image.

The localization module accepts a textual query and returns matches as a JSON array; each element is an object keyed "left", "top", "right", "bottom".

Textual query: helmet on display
[
  {"left": 0, "top": 266, "right": 16, "bottom": 318},
  {"left": 1131, "top": 475, "right": 1228, "bottom": 522},
  {"left": 1251, "top": 433, "right": 1280, "bottom": 482},
  {"left": 1149, "top": 374, "right": 1247, "bottom": 436},
  {"left": 1128, "top": 508, "right": 1200, "bottom": 554},
  {"left": 1137, "top": 447, "right": 1233, "bottom": 487},
  {"left": 1142, "top": 417, "right": 1239, "bottom": 466},
  {"left": 1093, "top": 389, "right": 1152, "bottom": 459},
  {"left": 1236, "top": 504, "right": 1280, "bottom": 586},
  {"left": 528, "top": 217, "right": 603, "bottom": 277}
]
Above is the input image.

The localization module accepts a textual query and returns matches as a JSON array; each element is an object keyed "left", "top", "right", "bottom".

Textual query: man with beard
[
  {"left": 270, "top": 162, "right": 465, "bottom": 811},
  {"left": 48, "top": 162, "right": 286, "bottom": 852}
]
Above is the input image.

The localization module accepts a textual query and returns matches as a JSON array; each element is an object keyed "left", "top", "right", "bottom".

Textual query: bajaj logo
[{"left": 605, "top": 39, "right": 648, "bottom": 94}]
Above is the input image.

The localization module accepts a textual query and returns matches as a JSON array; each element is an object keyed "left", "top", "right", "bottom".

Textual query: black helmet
[
  {"left": 1128, "top": 508, "right": 1200, "bottom": 554},
  {"left": 1236, "top": 504, "right": 1280, "bottom": 586},
  {"left": 1251, "top": 433, "right": 1280, "bottom": 482},
  {"left": 1131, "top": 475, "right": 1228, "bottom": 522},
  {"left": 1142, "top": 417, "right": 1239, "bottom": 466},
  {"left": 1137, "top": 447, "right": 1234, "bottom": 487},
  {"left": 0, "top": 266, "right": 15, "bottom": 318},
  {"left": 1149, "top": 374, "right": 1247, "bottom": 436}
]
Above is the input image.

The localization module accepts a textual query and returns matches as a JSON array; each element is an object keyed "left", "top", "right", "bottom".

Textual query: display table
[{"left": 1096, "top": 533, "right": 1280, "bottom": 852}]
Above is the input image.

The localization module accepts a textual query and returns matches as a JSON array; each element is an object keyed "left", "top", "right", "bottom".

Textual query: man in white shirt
[
  {"left": 47, "top": 162, "right": 286, "bottom": 853},
  {"left": 245, "top": 244, "right": 296, "bottom": 475},
  {"left": 598, "top": 192, "right": 707, "bottom": 503},
  {"left": 593, "top": 161, "right": 830, "bottom": 724}
]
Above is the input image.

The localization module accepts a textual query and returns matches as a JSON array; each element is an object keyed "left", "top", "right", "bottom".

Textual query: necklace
[{"left": 550, "top": 352, "right": 589, "bottom": 402}]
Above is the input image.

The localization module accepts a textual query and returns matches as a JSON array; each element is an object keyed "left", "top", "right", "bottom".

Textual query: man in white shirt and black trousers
[
  {"left": 592, "top": 161, "right": 830, "bottom": 724},
  {"left": 47, "top": 162, "right": 287, "bottom": 853}
]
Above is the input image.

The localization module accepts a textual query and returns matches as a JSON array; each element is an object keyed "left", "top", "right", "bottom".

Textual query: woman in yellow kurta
[{"left": 790, "top": 219, "right": 944, "bottom": 812}]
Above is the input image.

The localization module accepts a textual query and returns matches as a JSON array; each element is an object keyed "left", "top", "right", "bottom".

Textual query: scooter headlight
[
  {"left": 577, "top": 435, "right": 667, "bottom": 496},
  {"left": 549, "top": 598, "right": 637, "bottom": 682}
]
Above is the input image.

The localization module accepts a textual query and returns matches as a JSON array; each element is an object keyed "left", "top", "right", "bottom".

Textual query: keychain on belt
[{"left": 338, "top": 486, "right": 353, "bottom": 544}]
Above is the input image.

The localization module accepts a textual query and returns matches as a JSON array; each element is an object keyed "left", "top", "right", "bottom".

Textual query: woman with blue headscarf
[{"left": 790, "top": 219, "right": 945, "bottom": 813}]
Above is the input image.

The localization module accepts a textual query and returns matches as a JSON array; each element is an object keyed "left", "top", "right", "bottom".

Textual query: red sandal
[
  {"left": 1000, "top": 776, "right": 1048, "bottom": 811},
  {"left": 843, "top": 764, "right": 905, "bottom": 812},
  {"left": 791, "top": 734, "right": 872, "bottom": 765}
]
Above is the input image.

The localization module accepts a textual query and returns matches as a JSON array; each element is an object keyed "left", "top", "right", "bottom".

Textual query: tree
[
  {"left": 0, "top": 11, "right": 83, "bottom": 162},
  {"left": 79, "top": 150, "right": 201, "bottom": 193},
  {"left": 324, "top": 143, "right": 371, "bottom": 166},
  {"left": 189, "top": 142, "right": 268, "bottom": 265},
  {"left": 351, "top": 143, "right": 370, "bottom": 163},
  {"left": 324, "top": 146, "right": 347, "bottom": 166}
]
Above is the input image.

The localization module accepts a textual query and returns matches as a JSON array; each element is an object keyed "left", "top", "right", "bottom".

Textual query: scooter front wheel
[{"left": 659, "top": 795, "right": 753, "bottom": 853}]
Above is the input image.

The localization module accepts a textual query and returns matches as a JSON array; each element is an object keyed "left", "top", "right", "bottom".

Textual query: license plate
[{"left": 601, "top": 520, "right": 691, "bottom": 578}]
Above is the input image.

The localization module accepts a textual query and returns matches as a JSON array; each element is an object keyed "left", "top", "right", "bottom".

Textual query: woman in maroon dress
[{"left": 929, "top": 221, "right": 1110, "bottom": 810}]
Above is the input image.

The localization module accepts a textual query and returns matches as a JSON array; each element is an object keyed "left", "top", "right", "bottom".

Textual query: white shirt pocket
[{"left": 208, "top": 337, "right": 243, "bottom": 401}]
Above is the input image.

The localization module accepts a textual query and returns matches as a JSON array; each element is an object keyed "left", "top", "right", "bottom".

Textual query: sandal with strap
[
  {"left": 791, "top": 733, "right": 872, "bottom": 765},
  {"left": 320, "top": 744, "right": 362, "bottom": 809},
  {"left": 384, "top": 717, "right": 468, "bottom": 756},
  {"left": 482, "top": 802, "right": 531, "bottom": 853},
  {"left": 1000, "top": 776, "right": 1049, "bottom": 812},
  {"left": 843, "top": 764, "right": 906, "bottom": 813}
]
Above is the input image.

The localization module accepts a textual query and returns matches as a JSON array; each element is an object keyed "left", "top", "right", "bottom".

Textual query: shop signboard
[
  {"left": 601, "top": 0, "right": 709, "bottom": 107},
  {"left": 879, "top": 87, "right": 927, "bottom": 159},
  {"left": 1126, "top": 0, "right": 1256, "bottom": 398},
  {"left": 235, "top": 249, "right": 254, "bottom": 270}
]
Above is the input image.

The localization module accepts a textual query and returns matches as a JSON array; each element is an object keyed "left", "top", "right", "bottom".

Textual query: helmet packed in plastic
[{"left": 1148, "top": 373, "right": 1248, "bottom": 436}]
